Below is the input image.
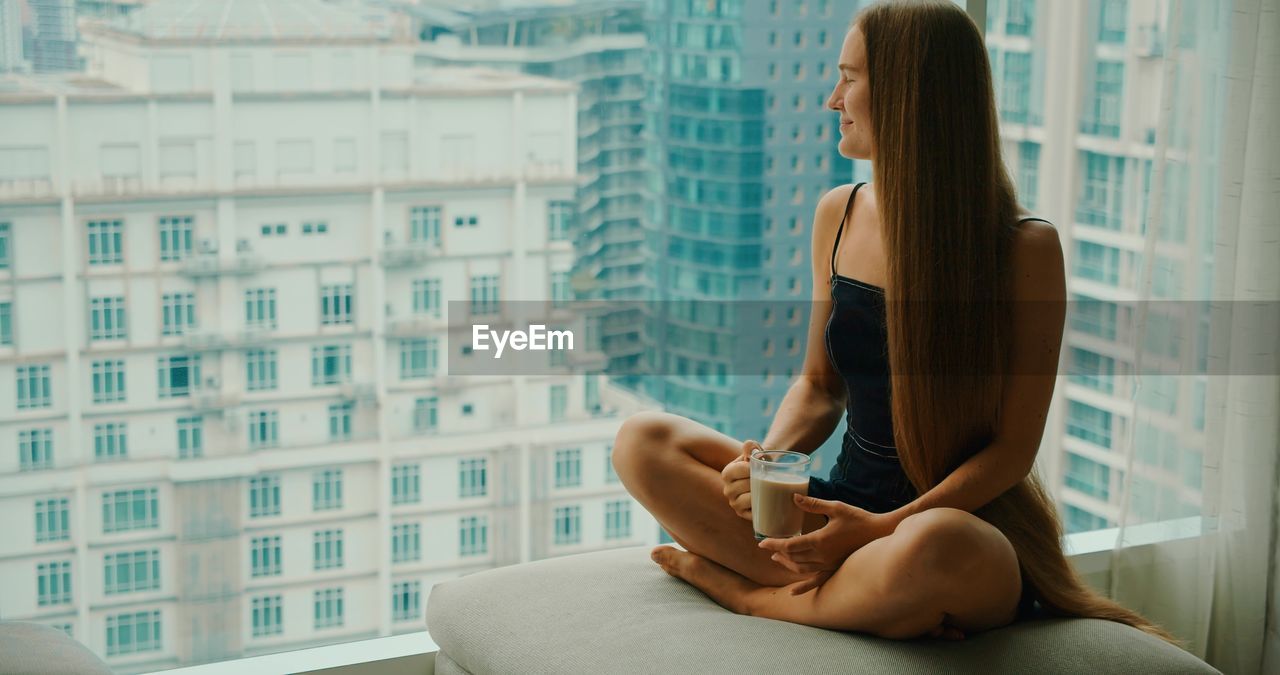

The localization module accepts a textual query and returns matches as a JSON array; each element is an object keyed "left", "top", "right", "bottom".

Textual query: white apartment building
[{"left": 0, "top": 0, "right": 657, "bottom": 671}]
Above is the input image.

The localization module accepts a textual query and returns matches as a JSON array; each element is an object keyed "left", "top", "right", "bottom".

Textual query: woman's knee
[
  {"left": 611, "top": 411, "right": 681, "bottom": 482},
  {"left": 885, "top": 508, "right": 1017, "bottom": 591}
]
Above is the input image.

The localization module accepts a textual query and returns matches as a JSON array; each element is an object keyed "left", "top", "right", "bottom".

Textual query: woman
[{"left": 611, "top": 0, "right": 1179, "bottom": 644}]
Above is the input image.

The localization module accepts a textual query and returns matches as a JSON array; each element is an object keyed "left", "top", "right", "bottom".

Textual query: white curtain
[{"left": 1105, "top": 1, "right": 1280, "bottom": 673}]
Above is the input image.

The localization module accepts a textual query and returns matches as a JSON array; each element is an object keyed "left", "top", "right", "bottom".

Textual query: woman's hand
[
  {"left": 758, "top": 494, "right": 896, "bottom": 594},
  {"left": 721, "top": 440, "right": 762, "bottom": 521}
]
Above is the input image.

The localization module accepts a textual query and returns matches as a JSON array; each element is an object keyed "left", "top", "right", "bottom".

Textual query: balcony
[
  {"left": 180, "top": 252, "right": 265, "bottom": 277},
  {"left": 387, "top": 315, "right": 448, "bottom": 336},
  {"left": 380, "top": 242, "right": 442, "bottom": 267}
]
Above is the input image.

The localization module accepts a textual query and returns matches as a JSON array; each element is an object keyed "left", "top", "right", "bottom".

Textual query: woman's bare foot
[
  {"left": 651, "top": 545, "right": 762, "bottom": 615},
  {"left": 650, "top": 545, "right": 707, "bottom": 581}
]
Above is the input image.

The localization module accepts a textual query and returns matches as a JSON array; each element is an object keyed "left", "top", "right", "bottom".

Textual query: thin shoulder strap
[
  {"left": 1017, "top": 216, "right": 1053, "bottom": 225},
  {"left": 831, "top": 182, "right": 866, "bottom": 278}
]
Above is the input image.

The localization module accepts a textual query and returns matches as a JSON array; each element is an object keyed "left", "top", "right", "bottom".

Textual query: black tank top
[{"left": 822, "top": 183, "right": 1051, "bottom": 511}]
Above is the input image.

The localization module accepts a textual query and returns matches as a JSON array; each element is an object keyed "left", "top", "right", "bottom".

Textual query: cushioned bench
[
  {"left": 0, "top": 622, "right": 113, "bottom": 675},
  {"left": 427, "top": 546, "right": 1219, "bottom": 674}
]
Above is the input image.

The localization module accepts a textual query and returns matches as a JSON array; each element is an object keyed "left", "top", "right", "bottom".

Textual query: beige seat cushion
[{"left": 0, "top": 622, "right": 113, "bottom": 675}]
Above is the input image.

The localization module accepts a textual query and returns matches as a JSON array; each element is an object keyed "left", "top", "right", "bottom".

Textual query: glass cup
[{"left": 749, "top": 449, "right": 812, "bottom": 541}]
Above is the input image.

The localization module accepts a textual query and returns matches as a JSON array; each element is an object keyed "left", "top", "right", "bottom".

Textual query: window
[
  {"left": 399, "top": 338, "right": 438, "bottom": 379},
  {"left": 250, "top": 536, "right": 282, "bottom": 578},
  {"left": 252, "top": 596, "right": 283, "bottom": 637},
  {"left": 1065, "top": 504, "right": 1111, "bottom": 534},
  {"left": 158, "top": 216, "right": 193, "bottom": 262},
  {"left": 17, "top": 364, "right": 51, "bottom": 409},
  {"left": 469, "top": 275, "right": 500, "bottom": 315},
  {"left": 320, "top": 283, "right": 353, "bottom": 326},
  {"left": 102, "top": 488, "right": 159, "bottom": 533},
  {"left": 249, "top": 475, "right": 281, "bottom": 518},
  {"left": 177, "top": 415, "right": 203, "bottom": 459},
  {"left": 309, "top": 343, "right": 350, "bottom": 386},
  {"left": 87, "top": 219, "right": 123, "bottom": 265},
  {"left": 1099, "top": 0, "right": 1127, "bottom": 43},
  {"left": 160, "top": 292, "right": 196, "bottom": 336},
  {"left": 1067, "top": 347, "right": 1116, "bottom": 393},
  {"left": 89, "top": 296, "right": 127, "bottom": 340},
  {"left": 550, "top": 271, "right": 571, "bottom": 308},
  {"left": 36, "top": 498, "right": 70, "bottom": 543},
  {"left": 313, "top": 469, "right": 344, "bottom": 511},
  {"left": 245, "top": 349, "right": 278, "bottom": 391},
  {"left": 392, "top": 464, "right": 420, "bottom": 505},
  {"left": 314, "top": 588, "right": 344, "bottom": 629},
  {"left": 410, "top": 206, "right": 441, "bottom": 245},
  {"left": 412, "top": 278, "right": 441, "bottom": 316},
  {"left": 1001, "top": 52, "right": 1031, "bottom": 124},
  {"left": 91, "top": 360, "right": 126, "bottom": 403},
  {"left": 549, "top": 384, "right": 568, "bottom": 422},
  {"left": 605, "top": 445, "right": 619, "bottom": 484},
  {"left": 1077, "top": 152, "right": 1126, "bottom": 229},
  {"left": 301, "top": 221, "right": 328, "bottom": 235},
  {"left": 244, "top": 288, "right": 278, "bottom": 330},
  {"left": 37, "top": 561, "right": 72, "bottom": 606},
  {"left": 106, "top": 610, "right": 162, "bottom": 656},
  {"left": 1065, "top": 452, "right": 1113, "bottom": 500},
  {"left": 1067, "top": 400, "right": 1114, "bottom": 447},
  {"left": 328, "top": 401, "right": 353, "bottom": 441},
  {"left": 1073, "top": 241, "right": 1120, "bottom": 284},
  {"left": 1083, "top": 61, "right": 1124, "bottom": 138},
  {"left": 459, "top": 515, "right": 488, "bottom": 557},
  {"left": 548, "top": 201, "right": 574, "bottom": 242},
  {"left": 459, "top": 458, "right": 487, "bottom": 498},
  {"left": 1006, "top": 0, "right": 1034, "bottom": 36},
  {"left": 104, "top": 549, "right": 161, "bottom": 594},
  {"left": 1018, "top": 142, "right": 1041, "bottom": 210},
  {"left": 248, "top": 409, "right": 279, "bottom": 449},
  {"left": 1070, "top": 293, "right": 1118, "bottom": 340},
  {"left": 413, "top": 396, "right": 438, "bottom": 433},
  {"left": 313, "top": 529, "right": 344, "bottom": 570},
  {"left": 605, "top": 500, "right": 632, "bottom": 540},
  {"left": 0, "top": 221, "right": 9, "bottom": 268},
  {"left": 453, "top": 214, "right": 479, "bottom": 228},
  {"left": 19, "top": 428, "right": 53, "bottom": 470},
  {"left": 157, "top": 354, "right": 199, "bottom": 398},
  {"left": 554, "top": 448, "right": 582, "bottom": 489},
  {"left": 392, "top": 523, "right": 421, "bottom": 563},
  {"left": 392, "top": 581, "right": 421, "bottom": 622},
  {"left": 554, "top": 505, "right": 581, "bottom": 546},
  {"left": 0, "top": 300, "right": 11, "bottom": 345},
  {"left": 93, "top": 422, "right": 128, "bottom": 461}
]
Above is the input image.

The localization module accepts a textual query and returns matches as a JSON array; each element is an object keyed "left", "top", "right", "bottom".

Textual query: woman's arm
[
  {"left": 881, "top": 221, "right": 1067, "bottom": 530},
  {"left": 759, "top": 185, "right": 855, "bottom": 455}
]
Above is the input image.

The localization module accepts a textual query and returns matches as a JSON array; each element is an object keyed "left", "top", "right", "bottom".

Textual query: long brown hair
[{"left": 854, "top": 0, "right": 1180, "bottom": 646}]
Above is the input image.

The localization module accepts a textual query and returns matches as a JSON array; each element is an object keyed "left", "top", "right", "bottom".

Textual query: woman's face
[{"left": 827, "top": 25, "right": 873, "bottom": 160}]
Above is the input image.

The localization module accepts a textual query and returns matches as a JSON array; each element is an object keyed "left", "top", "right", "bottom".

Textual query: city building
[
  {"left": 0, "top": 0, "right": 25, "bottom": 72},
  {"left": 28, "top": 0, "right": 78, "bottom": 72}
]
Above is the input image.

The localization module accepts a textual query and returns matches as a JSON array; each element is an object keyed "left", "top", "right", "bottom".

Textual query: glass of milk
[{"left": 749, "top": 449, "right": 812, "bottom": 541}]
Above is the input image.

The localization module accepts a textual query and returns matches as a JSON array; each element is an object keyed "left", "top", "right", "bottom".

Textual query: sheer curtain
[{"left": 1105, "top": 1, "right": 1280, "bottom": 673}]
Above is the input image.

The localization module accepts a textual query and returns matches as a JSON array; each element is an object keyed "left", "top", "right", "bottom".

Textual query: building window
[
  {"left": 0, "top": 221, "right": 9, "bottom": 269},
  {"left": 410, "top": 206, "right": 441, "bottom": 245},
  {"left": 249, "top": 475, "right": 281, "bottom": 518},
  {"left": 549, "top": 384, "right": 568, "bottom": 422},
  {"left": 605, "top": 500, "right": 632, "bottom": 540},
  {"left": 89, "top": 296, "right": 127, "bottom": 341},
  {"left": 1073, "top": 241, "right": 1121, "bottom": 285},
  {"left": 459, "top": 515, "right": 488, "bottom": 557},
  {"left": 158, "top": 216, "right": 193, "bottom": 262},
  {"left": 314, "top": 588, "right": 344, "bottom": 629},
  {"left": 413, "top": 396, "right": 438, "bottom": 434},
  {"left": 554, "top": 448, "right": 582, "bottom": 489},
  {"left": 469, "top": 275, "right": 500, "bottom": 316},
  {"left": 320, "top": 283, "right": 354, "bottom": 326},
  {"left": 1071, "top": 293, "right": 1119, "bottom": 340},
  {"left": 87, "top": 219, "right": 124, "bottom": 265},
  {"left": 1065, "top": 452, "right": 1113, "bottom": 500},
  {"left": 328, "top": 401, "right": 354, "bottom": 441},
  {"left": 310, "top": 344, "right": 352, "bottom": 386},
  {"left": 250, "top": 536, "right": 282, "bottom": 578},
  {"left": 17, "top": 364, "right": 51, "bottom": 409},
  {"left": 1006, "top": 0, "right": 1035, "bottom": 36},
  {"left": 19, "top": 428, "right": 53, "bottom": 471},
  {"left": 313, "top": 529, "right": 344, "bottom": 570},
  {"left": 177, "top": 416, "right": 203, "bottom": 459},
  {"left": 0, "top": 300, "right": 11, "bottom": 345},
  {"left": 90, "top": 360, "right": 126, "bottom": 404},
  {"left": 392, "top": 464, "right": 420, "bottom": 505},
  {"left": 104, "top": 549, "right": 161, "bottom": 594},
  {"left": 160, "top": 292, "right": 196, "bottom": 336},
  {"left": 248, "top": 409, "right": 279, "bottom": 449},
  {"left": 300, "top": 221, "right": 328, "bottom": 235},
  {"left": 605, "top": 445, "right": 619, "bottom": 484},
  {"left": 157, "top": 354, "right": 199, "bottom": 398},
  {"left": 245, "top": 349, "right": 278, "bottom": 391},
  {"left": 36, "top": 498, "right": 70, "bottom": 543},
  {"left": 1000, "top": 52, "right": 1031, "bottom": 124},
  {"left": 1083, "top": 61, "right": 1124, "bottom": 138},
  {"left": 399, "top": 338, "right": 438, "bottom": 379},
  {"left": 1077, "top": 152, "right": 1126, "bottom": 230},
  {"left": 1066, "top": 400, "right": 1114, "bottom": 447},
  {"left": 453, "top": 214, "right": 479, "bottom": 228},
  {"left": 554, "top": 505, "right": 582, "bottom": 546},
  {"left": 459, "top": 458, "right": 487, "bottom": 498},
  {"left": 392, "top": 523, "right": 421, "bottom": 563},
  {"left": 244, "top": 288, "right": 278, "bottom": 330},
  {"left": 37, "top": 561, "right": 72, "bottom": 606},
  {"left": 412, "top": 278, "right": 441, "bottom": 316},
  {"left": 1017, "top": 142, "right": 1041, "bottom": 210},
  {"left": 548, "top": 201, "right": 574, "bottom": 242},
  {"left": 252, "top": 596, "right": 283, "bottom": 637},
  {"left": 1098, "top": 0, "right": 1127, "bottom": 43},
  {"left": 1068, "top": 348, "right": 1116, "bottom": 394},
  {"left": 103, "top": 488, "right": 159, "bottom": 533},
  {"left": 550, "top": 271, "right": 571, "bottom": 308},
  {"left": 93, "top": 422, "right": 128, "bottom": 461},
  {"left": 106, "top": 611, "right": 161, "bottom": 656},
  {"left": 312, "top": 469, "right": 344, "bottom": 511},
  {"left": 392, "top": 581, "right": 421, "bottom": 622}
]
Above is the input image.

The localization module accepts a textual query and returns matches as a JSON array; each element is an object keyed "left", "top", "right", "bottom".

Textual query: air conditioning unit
[
  {"left": 385, "top": 303, "right": 395, "bottom": 317},
  {"left": 236, "top": 238, "right": 252, "bottom": 252},
  {"left": 203, "top": 375, "right": 221, "bottom": 390},
  {"left": 384, "top": 230, "right": 395, "bottom": 245},
  {"left": 198, "top": 238, "right": 218, "bottom": 254}
]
